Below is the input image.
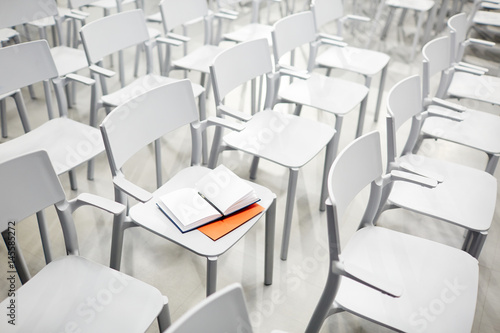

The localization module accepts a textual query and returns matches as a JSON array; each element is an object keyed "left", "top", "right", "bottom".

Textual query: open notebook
[{"left": 157, "top": 165, "right": 260, "bottom": 233}]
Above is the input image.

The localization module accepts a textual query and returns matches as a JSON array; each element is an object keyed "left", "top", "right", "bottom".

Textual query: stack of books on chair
[{"left": 157, "top": 165, "right": 264, "bottom": 240}]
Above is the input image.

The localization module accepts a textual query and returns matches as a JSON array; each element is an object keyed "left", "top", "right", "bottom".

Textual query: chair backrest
[
  {"left": 328, "top": 131, "right": 383, "bottom": 221},
  {"left": 160, "top": 0, "right": 209, "bottom": 32},
  {"left": 164, "top": 283, "right": 253, "bottom": 333},
  {"left": 447, "top": 13, "right": 468, "bottom": 62},
  {"left": 210, "top": 38, "right": 273, "bottom": 104},
  {"left": 79, "top": 9, "right": 150, "bottom": 64},
  {"left": 422, "top": 36, "right": 451, "bottom": 98},
  {"left": 311, "top": 0, "right": 344, "bottom": 30},
  {"left": 0, "top": 0, "right": 58, "bottom": 29},
  {"left": 272, "top": 11, "right": 317, "bottom": 62},
  {"left": 0, "top": 151, "right": 65, "bottom": 232},
  {"left": 386, "top": 75, "right": 423, "bottom": 162},
  {"left": 0, "top": 40, "right": 58, "bottom": 95},
  {"left": 100, "top": 80, "right": 200, "bottom": 173}
]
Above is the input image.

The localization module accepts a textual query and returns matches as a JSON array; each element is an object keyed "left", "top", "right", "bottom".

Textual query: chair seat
[
  {"left": 223, "top": 23, "right": 274, "bottom": 45},
  {"left": 388, "top": 154, "right": 496, "bottom": 231},
  {"left": 101, "top": 74, "right": 204, "bottom": 107},
  {"left": 422, "top": 106, "right": 500, "bottom": 154},
  {"left": 448, "top": 72, "right": 500, "bottom": 106},
  {"left": 50, "top": 46, "right": 89, "bottom": 76},
  {"left": 473, "top": 10, "right": 500, "bottom": 26},
  {"left": 0, "top": 117, "right": 104, "bottom": 175},
  {"left": 316, "top": 46, "right": 390, "bottom": 76},
  {"left": 336, "top": 226, "right": 478, "bottom": 333},
  {"left": 279, "top": 72, "right": 368, "bottom": 115},
  {"left": 0, "top": 255, "right": 164, "bottom": 332},
  {"left": 28, "top": 7, "right": 72, "bottom": 28},
  {"left": 223, "top": 110, "right": 335, "bottom": 168},
  {"left": 173, "top": 44, "right": 225, "bottom": 74},
  {"left": 147, "top": 12, "right": 162, "bottom": 23},
  {"left": 88, "top": 0, "right": 136, "bottom": 10},
  {"left": 386, "top": 0, "right": 435, "bottom": 11},
  {"left": 129, "top": 165, "right": 275, "bottom": 257}
]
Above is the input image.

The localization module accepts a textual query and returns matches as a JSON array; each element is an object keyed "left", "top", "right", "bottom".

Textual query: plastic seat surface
[
  {"left": 129, "top": 166, "right": 275, "bottom": 257},
  {"left": 421, "top": 106, "right": 500, "bottom": 155},
  {"left": 0, "top": 256, "right": 164, "bottom": 332},
  {"left": 0, "top": 118, "right": 103, "bottom": 175},
  {"left": 172, "top": 44, "right": 225, "bottom": 74},
  {"left": 100, "top": 74, "right": 204, "bottom": 107},
  {"left": 315, "top": 46, "right": 390, "bottom": 77},
  {"left": 335, "top": 225, "right": 478, "bottom": 332},
  {"left": 473, "top": 10, "right": 500, "bottom": 26},
  {"left": 385, "top": 0, "right": 435, "bottom": 11},
  {"left": 222, "top": 23, "right": 274, "bottom": 45},
  {"left": 388, "top": 153, "right": 496, "bottom": 231},
  {"left": 222, "top": 110, "right": 335, "bottom": 168},
  {"left": 278, "top": 72, "right": 369, "bottom": 116},
  {"left": 447, "top": 71, "right": 500, "bottom": 105}
]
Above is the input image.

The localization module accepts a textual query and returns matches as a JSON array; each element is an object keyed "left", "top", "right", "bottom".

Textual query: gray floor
[{"left": 1, "top": 0, "right": 499, "bottom": 332}]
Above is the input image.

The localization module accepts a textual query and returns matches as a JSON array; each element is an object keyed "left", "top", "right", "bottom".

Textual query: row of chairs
[{"left": 1, "top": 1, "right": 499, "bottom": 332}]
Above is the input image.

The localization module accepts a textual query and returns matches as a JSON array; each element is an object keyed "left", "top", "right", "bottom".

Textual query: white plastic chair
[
  {"left": 208, "top": 38, "right": 336, "bottom": 260},
  {"left": 158, "top": 0, "right": 234, "bottom": 89},
  {"left": 215, "top": 0, "right": 276, "bottom": 45},
  {"left": 383, "top": 75, "right": 496, "bottom": 259},
  {"left": 100, "top": 80, "right": 276, "bottom": 297},
  {"left": 0, "top": 40, "right": 104, "bottom": 269},
  {"left": 80, "top": 9, "right": 208, "bottom": 177},
  {"left": 272, "top": 11, "right": 369, "bottom": 146},
  {"left": 0, "top": 0, "right": 94, "bottom": 122},
  {"left": 306, "top": 131, "right": 479, "bottom": 333},
  {"left": 417, "top": 34, "right": 500, "bottom": 174},
  {"left": 311, "top": 0, "right": 391, "bottom": 122},
  {"left": 0, "top": 150, "right": 171, "bottom": 332},
  {"left": 370, "top": 0, "right": 438, "bottom": 60}
]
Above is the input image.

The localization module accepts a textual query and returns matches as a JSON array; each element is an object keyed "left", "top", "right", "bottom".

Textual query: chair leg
[
  {"left": 381, "top": 7, "right": 395, "bottom": 40},
  {"left": 68, "top": 169, "right": 78, "bottom": 191},
  {"left": 409, "top": 10, "right": 426, "bottom": 61},
  {"left": 206, "top": 256, "right": 218, "bottom": 297},
  {"left": 486, "top": 154, "right": 499, "bottom": 175},
  {"left": 356, "top": 88, "right": 369, "bottom": 139},
  {"left": 36, "top": 210, "right": 53, "bottom": 264},
  {"left": 250, "top": 156, "right": 260, "bottom": 180},
  {"left": 134, "top": 44, "right": 142, "bottom": 78},
  {"left": 157, "top": 296, "right": 172, "bottom": 332},
  {"left": 467, "top": 231, "right": 488, "bottom": 259},
  {"left": 265, "top": 197, "right": 276, "bottom": 285},
  {"left": 374, "top": 65, "right": 388, "bottom": 122},
  {"left": 2, "top": 228, "right": 32, "bottom": 284},
  {"left": 198, "top": 92, "right": 208, "bottom": 165},
  {"left": 1, "top": 99, "right": 7, "bottom": 138},
  {"left": 110, "top": 189, "right": 130, "bottom": 270},
  {"left": 208, "top": 127, "right": 223, "bottom": 169},
  {"left": 155, "top": 139, "right": 162, "bottom": 189},
  {"left": 13, "top": 91, "right": 31, "bottom": 133},
  {"left": 280, "top": 168, "right": 299, "bottom": 261}
]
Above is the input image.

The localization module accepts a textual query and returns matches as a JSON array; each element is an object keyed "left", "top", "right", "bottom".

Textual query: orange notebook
[{"left": 198, "top": 203, "right": 265, "bottom": 241}]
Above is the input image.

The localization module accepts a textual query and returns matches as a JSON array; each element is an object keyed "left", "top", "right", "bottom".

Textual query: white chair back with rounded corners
[
  {"left": 164, "top": 283, "right": 252, "bottom": 333},
  {"left": 328, "top": 131, "right": 382, "bottom": 220},
  {"left": 0, "top": 40, "right": 58, "bottom": 95},
  {"left": 210, "top": 38, "right": 273, "bottom": 101},
  {"left": 160, "top": 0, "right": 209, "bottom": 32},
  {"left": 272, "top": 11, "right": 317, "bottom": 61},
  {"left": 0, "top": 0, "right": 58, "bottom": 28},
  {"left": 79, "top": 9, "right": 150, "bottom": 64},
  {"left": 311, "top": 0, "right": 344, "bottom": 29},
  {"left": 448, "top": 13, "right": 468, "bottom": 61},
  {"left": 0, "top": 151, "right": 65, "bottom": 232},
  {"left": 100, "top": 80, "right": 199, "bottom": 171},
  {"left": 422, "top": 36, "right": 451, "bottom": 78},
  {"left": 386, "top": 75, "right": 422, "bottom": 132}
]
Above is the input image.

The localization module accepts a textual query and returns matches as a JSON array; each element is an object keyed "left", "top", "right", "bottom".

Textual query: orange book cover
[{"left": 198, "top": 203, "right": 265, "bottom": 241}]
